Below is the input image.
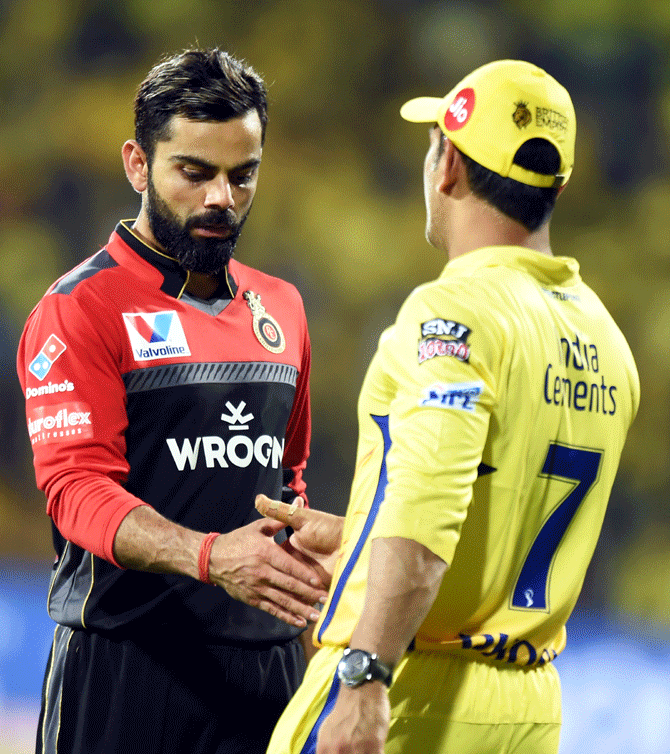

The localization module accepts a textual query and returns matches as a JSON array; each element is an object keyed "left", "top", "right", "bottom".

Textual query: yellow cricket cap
[{"left": 400, "top": 60, "right": 576, "bottom": 187}]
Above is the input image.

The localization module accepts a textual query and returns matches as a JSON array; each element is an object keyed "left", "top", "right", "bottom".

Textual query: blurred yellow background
[{"left": 1, "top": 0, "right": 669, "bottom": 732}]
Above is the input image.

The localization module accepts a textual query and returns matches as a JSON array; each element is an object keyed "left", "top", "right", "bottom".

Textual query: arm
[
  {"left": 316, "top": 537, "right": 447, "bottom": 754},
  {"left": 281, "top": 286, "right": 313, "bottom": 502}
]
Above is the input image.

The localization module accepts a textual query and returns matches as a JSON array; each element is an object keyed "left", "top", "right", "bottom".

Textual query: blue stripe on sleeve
[{"left": 317, "top": 415, "right": 391, "bottom": 642}]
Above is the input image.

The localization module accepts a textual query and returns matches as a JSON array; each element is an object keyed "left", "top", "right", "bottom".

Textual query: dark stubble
[{"left": 146, "top": 176, "right": 249, "bottom": 275}]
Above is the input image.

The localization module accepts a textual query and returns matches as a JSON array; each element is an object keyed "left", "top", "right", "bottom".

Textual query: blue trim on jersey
[
  {"left": 317, "top": 414, "right": 391, "bottom": 643},
  {"left": 299, "top": 674, "right": 341, "bottom": 754}
]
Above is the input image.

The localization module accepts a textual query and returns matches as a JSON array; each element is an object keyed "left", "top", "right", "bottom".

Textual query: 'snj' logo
[{"left": 122, "top": 311, "right": 191, "bottom": 361}]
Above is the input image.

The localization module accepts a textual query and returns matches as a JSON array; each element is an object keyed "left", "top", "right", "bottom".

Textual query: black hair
[
  {"left": 459, "top": 138, "right": 562, "bottom": 231},
  {"left": 134, "top": 48, "right": 268, "bottom": 162}
]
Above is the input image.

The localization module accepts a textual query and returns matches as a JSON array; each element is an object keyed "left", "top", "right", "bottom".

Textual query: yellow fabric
[
  {"left": 267, "top": 645, "right": 562, "bottom": 754},
  {"left": 400, "top": 60, "right": 576, "bottom": 186},
  {"left": 314, "top": 246, "right": 639, "bottom": 667}
]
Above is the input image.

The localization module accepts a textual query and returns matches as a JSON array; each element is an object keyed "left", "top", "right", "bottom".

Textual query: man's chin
[{"left": 176, "top": 241, "right": 236, "bottom": 275}]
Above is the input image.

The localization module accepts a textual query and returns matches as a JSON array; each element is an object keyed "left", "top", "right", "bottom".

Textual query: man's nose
[{"left": 204, "top": 176, "right": 234, "bottom": 209}]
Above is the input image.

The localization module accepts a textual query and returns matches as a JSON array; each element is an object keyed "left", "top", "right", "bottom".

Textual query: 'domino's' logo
[
  {"left": 122, "top": 311, "right": 191, "bottom": 361},
  {"left": 28, "top": 334, "right": 67, "bottom": 381}
]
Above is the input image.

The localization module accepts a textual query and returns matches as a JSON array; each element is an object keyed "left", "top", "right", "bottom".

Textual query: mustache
[{"left": 186, "top": 208, "right": 238, "bottom": 232}]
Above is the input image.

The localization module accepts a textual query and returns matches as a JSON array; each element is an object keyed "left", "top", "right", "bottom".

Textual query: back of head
[
  {"left": 135, "top": 48, "right": 268, "bottom": 163},
  {"left": 401, "top": 60, "right": 576, "bottom": 231}
]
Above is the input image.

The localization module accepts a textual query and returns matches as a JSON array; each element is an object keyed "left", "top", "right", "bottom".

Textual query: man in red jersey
[{"left": 18, "top": 48, "right": 325, "bottom": 754}]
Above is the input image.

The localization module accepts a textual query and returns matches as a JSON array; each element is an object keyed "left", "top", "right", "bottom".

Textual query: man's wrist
[{"left": 198, "top": 532, "right": 221, "bottom": 584}]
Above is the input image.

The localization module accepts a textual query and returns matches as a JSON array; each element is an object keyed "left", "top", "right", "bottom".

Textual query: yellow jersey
[{"left": 315, "top": 246, "right": 639, "bottom": 667}]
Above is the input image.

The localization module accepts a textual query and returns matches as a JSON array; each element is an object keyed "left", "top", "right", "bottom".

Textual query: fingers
[
  {"left": 256, "top": 494, "right": 309, "bottom": 528},
  {"left": 258, "top": 584, "right": 323, "bottom": 627},
  {"left": 208, "top": 524, "right": 328, "bottom": 628},
  {"left": 266, "top": 539, "right": 328, "bottom": 592}
]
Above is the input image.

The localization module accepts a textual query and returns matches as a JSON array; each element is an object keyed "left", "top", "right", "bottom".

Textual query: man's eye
[
  {"left": 183, "top": 169, "right": 206, "bottom": 182},
  {"left": 232, "top": 170, "right": 255, "bottom": 186}
]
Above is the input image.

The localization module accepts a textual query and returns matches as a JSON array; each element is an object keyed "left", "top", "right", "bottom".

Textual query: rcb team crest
[{"left": 243, "top": 290, "right": 286, "bottom": 354}]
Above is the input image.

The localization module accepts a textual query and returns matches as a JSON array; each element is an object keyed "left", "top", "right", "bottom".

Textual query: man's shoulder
[
  {"left": 228, "top": 259, "right": 303, "bottom": 303},
  {"left": 48, "top": 248, "right": 120, "bottom": 297},
  {"left": 400, "top": 272, "right": 495, "bottom": 320}
]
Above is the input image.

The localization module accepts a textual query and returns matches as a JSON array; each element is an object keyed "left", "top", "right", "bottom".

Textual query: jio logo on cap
[{"left": 444, "top": 88, "right": 475, "bottom": 131}]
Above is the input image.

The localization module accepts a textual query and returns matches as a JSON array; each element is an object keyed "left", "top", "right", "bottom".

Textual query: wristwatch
[{"left": 336, "top": 648, "right": 393, "bottom": 688}]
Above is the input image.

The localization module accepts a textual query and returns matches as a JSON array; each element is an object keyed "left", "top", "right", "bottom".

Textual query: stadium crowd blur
[{"left": 2, "top": 0, "right": 669, "bottom": 638}]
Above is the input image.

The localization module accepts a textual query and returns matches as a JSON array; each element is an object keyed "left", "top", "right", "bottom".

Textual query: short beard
[{"left": 146, "top": 177, "right": 248, "bottom": 275}]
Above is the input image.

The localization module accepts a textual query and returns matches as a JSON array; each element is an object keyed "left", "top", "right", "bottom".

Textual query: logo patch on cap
[
  {"left": 443, "top": 88, "right": 475, "bottom": 131},
  {"left": 512, "top": 101, "right": 532, "bottom": 129}
]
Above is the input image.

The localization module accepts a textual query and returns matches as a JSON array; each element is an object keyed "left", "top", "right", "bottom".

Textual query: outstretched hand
[
  {"left": 255, "top": 494, "right": 344, "bottom": 588},
  {"left": 207, "top": 516, "right": 328, "bottom": 628}
]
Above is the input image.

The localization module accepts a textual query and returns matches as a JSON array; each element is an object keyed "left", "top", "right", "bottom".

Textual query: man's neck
[
  {"left": 184, "top": 271, "right": 225, "bottom": 300},
  {"left": 445, "top": 200, "right": 553, "bottom": 261}
]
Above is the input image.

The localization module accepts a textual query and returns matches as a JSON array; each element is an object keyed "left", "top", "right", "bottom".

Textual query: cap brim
[{"left": 400, "top": 97, "right": 445, "bottom": 123}]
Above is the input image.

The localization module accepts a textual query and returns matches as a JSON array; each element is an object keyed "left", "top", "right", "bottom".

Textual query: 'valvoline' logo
[{"left": 122, "top": 311, "right": 191, "bottom": 361}]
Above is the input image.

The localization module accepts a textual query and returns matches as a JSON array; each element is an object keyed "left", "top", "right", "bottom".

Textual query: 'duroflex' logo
[{"left": 122, "top": 311, "right": 191, "bottom": 362}]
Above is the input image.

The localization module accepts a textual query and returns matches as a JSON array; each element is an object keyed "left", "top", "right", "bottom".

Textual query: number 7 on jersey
[{"left": 512, "top": 443, "right": 603, "bottom": 611}]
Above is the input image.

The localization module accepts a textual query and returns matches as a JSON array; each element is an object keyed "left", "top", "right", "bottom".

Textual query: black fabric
[{"left": 36, "top": 628, "right": 306, "bottom": 754}]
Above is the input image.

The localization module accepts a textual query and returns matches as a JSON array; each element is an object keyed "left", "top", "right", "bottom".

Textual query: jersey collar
[
  {"left": 114, "top": 220, "right": 238, "bottom": 301},
  {"left": 442, "top": 246, "right": 581, "bottom": 287}
]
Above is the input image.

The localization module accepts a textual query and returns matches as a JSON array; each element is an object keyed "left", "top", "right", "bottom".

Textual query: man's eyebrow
[
  {"left": 169, "top": 155, "right": 261, "bottom": 172},
  {"left": 170, "top": 155, "right": 216, "bottom": 169}
]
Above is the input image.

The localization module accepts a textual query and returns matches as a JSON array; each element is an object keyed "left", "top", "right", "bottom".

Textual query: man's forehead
[{"left": 156, "top": 112, "right": 263, "bottom": 161}]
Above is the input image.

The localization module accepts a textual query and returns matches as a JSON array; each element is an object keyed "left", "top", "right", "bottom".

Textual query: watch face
[
  {"left": 338, "top": 649, "right": 371, "bottom": 686},
  {"left": 348, "top": 651, "right": 370, "bottom": 676}
]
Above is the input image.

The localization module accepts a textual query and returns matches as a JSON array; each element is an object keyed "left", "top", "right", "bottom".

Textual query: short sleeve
[{"left": 369, "top": 280, "right": 503, "bottom": 565}]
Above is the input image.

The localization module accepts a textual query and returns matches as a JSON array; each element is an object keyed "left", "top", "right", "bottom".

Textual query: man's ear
[
  {"left": 436, "top": 138, "right": 463, "bottom": 195},
  {"left": 122, "top": 140, "right": 149, "bottom": 193}
]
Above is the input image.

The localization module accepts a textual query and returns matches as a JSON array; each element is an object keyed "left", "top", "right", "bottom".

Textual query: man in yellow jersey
[{"left": 258, "top": 59, "right": 640, "bottom": 754}]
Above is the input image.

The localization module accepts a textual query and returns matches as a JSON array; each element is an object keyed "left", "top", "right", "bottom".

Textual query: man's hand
[
  {"left": 255, "top": 494, "right": 344, "bottom": 588},
  {"left": 317, "top": 684, "right": 390, "bottom": 754},
  {"left": 208, "top": 517, "right": 328, "bottom": 628}
]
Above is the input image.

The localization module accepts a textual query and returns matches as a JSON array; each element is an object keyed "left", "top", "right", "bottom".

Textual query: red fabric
[{"left": 17, "top": 226, "right": 311, "bottom": 566}]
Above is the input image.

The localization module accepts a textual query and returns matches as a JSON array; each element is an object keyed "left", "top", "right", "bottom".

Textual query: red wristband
[{"left": 198, "top": 532, "right": 220, "bottom": 584}]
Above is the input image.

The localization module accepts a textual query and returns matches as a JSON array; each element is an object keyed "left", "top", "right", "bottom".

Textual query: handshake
[
  {"left": 255, "top": 494, "right": 343, "bottom": 591},
  {"left": 200, "top": 494, "right": 344, "bottom": 628}
]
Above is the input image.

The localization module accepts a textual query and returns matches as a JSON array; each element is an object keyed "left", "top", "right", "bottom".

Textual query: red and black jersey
[{"left": 17, "top": 221, "right": 311, "bottom": 642}]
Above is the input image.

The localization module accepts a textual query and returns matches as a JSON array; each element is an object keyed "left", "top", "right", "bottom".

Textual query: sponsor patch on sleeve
[
  {"left": 27, "top": 401, "right": 94, "bottom": 446},
  {"left": 28, "top": 334, "right": 67, "bottom": 381},
  {"left": 419, "top": 381, "right": 483, "bottom": 412},
  {"left": 418, "top": 318, "right": 471, "bottom": 364}
]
